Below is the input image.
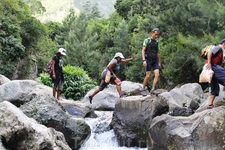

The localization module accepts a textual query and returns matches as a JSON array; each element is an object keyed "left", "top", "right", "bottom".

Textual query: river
[{"left": 79, "top": 111, "right": 148, "bottom": 150}]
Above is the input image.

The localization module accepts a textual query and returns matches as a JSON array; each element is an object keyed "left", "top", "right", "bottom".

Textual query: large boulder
[
  {"left": 0, "top": 80, "right": 52, "bottom": 106},
  {"left": 196, "top": 84, "right": 225, "bottom": 113},
  {"left": 168, "top": 83, "right": 202, "bottom": 108},
  {"left": 0, "top": 74, "right": 10, "bottom": 85},
  {"left": 19, "top": 94, "right": 90, "bottom": 150},
  {"left": 110, "top": 95, "right": 169, "bottom": 147},
  {"left": 0, "top": 101, "right": 71, "bottom": 150},
  {"left": 82, "top": 81, "right": 143, "bottom": 110},
  {"left": 0, "top": 80, "right": 91, "bottom": 149},
  {"left": 60, "top": 99, "right": 93, "bottom": 118},
  {"left": 149, "top": 106, "right": 225, "bottom": 150},
  {"left": 160, "top": 83, "right": 203, "bottom": 114}
]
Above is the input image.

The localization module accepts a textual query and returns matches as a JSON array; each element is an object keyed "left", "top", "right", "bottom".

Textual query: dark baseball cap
[{"left": 220, "top": 39, "right": 225, "bottom": 44}]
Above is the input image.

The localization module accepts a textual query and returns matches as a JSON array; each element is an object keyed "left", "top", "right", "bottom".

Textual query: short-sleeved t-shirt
[
  {"left": 143, "top": 38, "right": 160, "bottom": 49},
  {"left": 104, "top": 58, "right": 120, "bottom": 74},
  {"left": 52, "top": 55, "right": 63, "bottom": 74},
  {"left": 205, "top": 45, "right": 223, "bottom": 65},
  {"left": 143, "top": 38, "right": 160, "bottom": 60}
]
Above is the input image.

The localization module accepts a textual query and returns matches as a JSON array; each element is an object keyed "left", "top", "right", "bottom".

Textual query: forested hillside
[
  {"left": 73, "top": 0, "right": 115, "bottom": 17},
  {"left": 34, "top": 0, "right": 116, "bottom": 22},
  {"left": 1, "top": 0, "right": 225, "bottom": 91}
]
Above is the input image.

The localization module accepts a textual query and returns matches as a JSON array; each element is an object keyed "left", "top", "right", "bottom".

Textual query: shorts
[
  {"left": 146, "top": 59, "right": 160, "bottom": 71},
  {"left": 53, "top": 79, "right": 63, "bottom": 91},
  {"left": 98, "top": 71, "right": 121, "bottom": 91}
]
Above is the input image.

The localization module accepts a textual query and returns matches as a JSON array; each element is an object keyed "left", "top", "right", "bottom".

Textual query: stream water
[{"left": 79, "top": 111, "right": 148, "bottom": 150}]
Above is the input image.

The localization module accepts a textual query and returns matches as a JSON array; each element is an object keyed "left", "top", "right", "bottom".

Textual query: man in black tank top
[{"left": 141, "top": 28, "right": 161, "bottom": 96}]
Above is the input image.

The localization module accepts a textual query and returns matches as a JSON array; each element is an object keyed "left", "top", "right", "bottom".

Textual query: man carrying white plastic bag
[{"left": 201, "top": 39, "right": 225, "bottom": 109}]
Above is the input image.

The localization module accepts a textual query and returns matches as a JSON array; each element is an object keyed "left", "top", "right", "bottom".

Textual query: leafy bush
[{"left": 36, "top": 65, "right": 96, "bottom": 100}]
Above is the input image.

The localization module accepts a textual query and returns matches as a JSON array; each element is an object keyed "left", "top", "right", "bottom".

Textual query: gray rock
[
  {"left": 0, "top": 74, "right": 10, "bottom": 85},
  {"left": 0, "top": 80, "right": 52, "bottom": 106},
  {"left": 0, "top": 79, "right": 91, "bottom": 149},
  {"left": 82, "top": 81, "right": 143, "bottom": 110},
  {"left": 60, "top": 99, "right": 93, "bottom": 118},
  {"left": 20, "top": 94, "right": 90, "bottom": 150},
  {"left": 110, "top": 95, "right": 169, "bottom": 147},
  {"left": 149, "top": 106, "right": 225, "bottom": 150},
  {"left": 0, "top": 101, "right": 71, "bottom": 150}
]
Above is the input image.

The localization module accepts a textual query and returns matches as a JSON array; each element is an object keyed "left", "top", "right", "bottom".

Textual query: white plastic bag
[{"left": 199, "top": 64, "right": 214, "bottom": 83}]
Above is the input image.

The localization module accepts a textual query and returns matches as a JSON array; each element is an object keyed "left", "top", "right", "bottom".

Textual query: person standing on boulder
[
  {"left": 205, "top": 39, "right": 225, "bottom": 108},
  {"left": 88, "top": 52, "right": 136, "bottom": 104},
  {"left": 51, "top": 48, "right": 66, "bottom": 100},
  {"left": 141, "top": 28, "right": 161, "bottom": 96}
]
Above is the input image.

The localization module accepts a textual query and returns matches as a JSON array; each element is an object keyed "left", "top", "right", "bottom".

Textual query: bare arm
[
  {"left": 206, "top": 50, "right": 213, "bottom": 70},
  {"left": 51, "top": 60, "right": 56, "bottom": 79},
  {"left": 142, "top": 46, "right": 147, "bottom": 67},
  {"left": 120, "top": 54, "right": 136, "bottom": 62}
]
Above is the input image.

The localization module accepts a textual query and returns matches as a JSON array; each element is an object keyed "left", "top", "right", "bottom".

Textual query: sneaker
[
  {"left": 120, "top": 94, "right": 127, "bottom": 98},
  {"left": 88, "top": 96, "right": 92, "bottom": 104},
  {"left": 207, "top": 104, "right": 215, "bottom": 109},
  {"left": 150, "top": 89, "right": 156, "bottom": 94},
  {"left": 141, "top": 90, "right": 147, "bottom": 96}
]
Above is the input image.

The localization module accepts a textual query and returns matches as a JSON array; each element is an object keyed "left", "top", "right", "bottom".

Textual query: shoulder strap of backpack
[
  {"left": 147, "top": 38, "right": 159, "bottom": 44},
  {"left": 147, "top": 38, "right": 151, "bottom": 44}
]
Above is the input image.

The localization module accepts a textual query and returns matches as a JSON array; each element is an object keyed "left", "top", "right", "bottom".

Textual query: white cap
[
  {"left": 114, "top": 52, "right": 125, "bottom": 59},
  {"left": 58, "top": 48, "right": 66, "bottom": 56}
]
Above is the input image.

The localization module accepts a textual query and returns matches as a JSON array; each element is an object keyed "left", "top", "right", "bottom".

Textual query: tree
[{"left": 109, "top": 19, "right": 132, "bottom": 80}]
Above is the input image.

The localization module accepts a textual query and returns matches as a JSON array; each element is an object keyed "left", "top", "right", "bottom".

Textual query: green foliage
[
  {"left": 25, "top": 0, "right": 46, "bottom": 15},
  {"left": 0, "top": 0, "right": 53, "bottom": 79},
  {"left": 36, "top": 65, "right": 96, "bottom": 100},
  {"left": 0, "top": 18, "right": 25, "bottom": 78},
  {"left": 3, "top": 0, "right": 225, "bottom": 93},
  {"left": 36, "top": 72, "right": 52, "bottom": 87},
  {"left": 35, "top": 34, "right": 57, "bottom": 74},
  {"left": 63, "top": 65, "right": 96, "bottom": 100}
]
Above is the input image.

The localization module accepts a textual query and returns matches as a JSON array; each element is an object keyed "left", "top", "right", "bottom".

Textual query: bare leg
[
  {"left": 209, "top": 95, "right": 215, "bottom": 105},
  {"left": 151, "top": 69, "right": 160, "bottom": 90},
  {"left": 89, "top": 88, "right": 101, "bottom": 104},
  {"left": 57, "top": 90, "right": 61, "bottom": 100},
  {"left": 91, "top": 88, "right": 101, "bottom": 98},
  {"left": 53, "top": 87, "right": 56, "bottom": 98},
  {"left": 142, "top": 71, "right": 151, "bottom": 90},
  {"left": 116, "top": 85, "right": 123, "bottom": 96}
]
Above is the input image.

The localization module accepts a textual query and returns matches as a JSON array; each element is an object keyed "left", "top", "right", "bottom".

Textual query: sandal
[
  {"left": 88, "top": 96, "right": 93, "bottom": 104},
  {"left": 120, "top": 94, "right": 127, "bottom": 98},
  {"left": 207, "top": 104, "right": 215, "bottom": 109}
]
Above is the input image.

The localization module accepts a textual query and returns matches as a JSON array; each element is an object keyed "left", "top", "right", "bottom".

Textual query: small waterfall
[{"left": 79, "top": 111, "right": 147, "bottom": 150}]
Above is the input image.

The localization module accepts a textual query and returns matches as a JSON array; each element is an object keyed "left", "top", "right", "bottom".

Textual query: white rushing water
[{"left": 79, "top": 111, "right": 148, "bottom": 150}]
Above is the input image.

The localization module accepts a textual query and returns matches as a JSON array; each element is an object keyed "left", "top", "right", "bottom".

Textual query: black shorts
[{"left": 146, "top": 59, "right": 160, "bottom": 71}]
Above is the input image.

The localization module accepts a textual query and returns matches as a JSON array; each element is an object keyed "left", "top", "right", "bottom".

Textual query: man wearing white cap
[
  {"left": 88, "top": 52, "right": 136, "bottom": 104},
  {"left": 51, "top": 48, "right": 66, "bottom": 100}
]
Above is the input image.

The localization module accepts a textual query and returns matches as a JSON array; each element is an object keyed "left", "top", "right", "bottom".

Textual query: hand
[
  {"left": 52, "top": 74, "right": 56, "bottom": 79},
  {"left": 206, "top": 63, "right": 212, "bottom": 70},
  {"left": 158, "top": 63, "right": 161, "bottom": 69},
  {"left": 143, "top": 61, "right": 147, "bottom": 67},
  {"left": 132, "top": 54, "right": 136, "bottom": 60}
]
